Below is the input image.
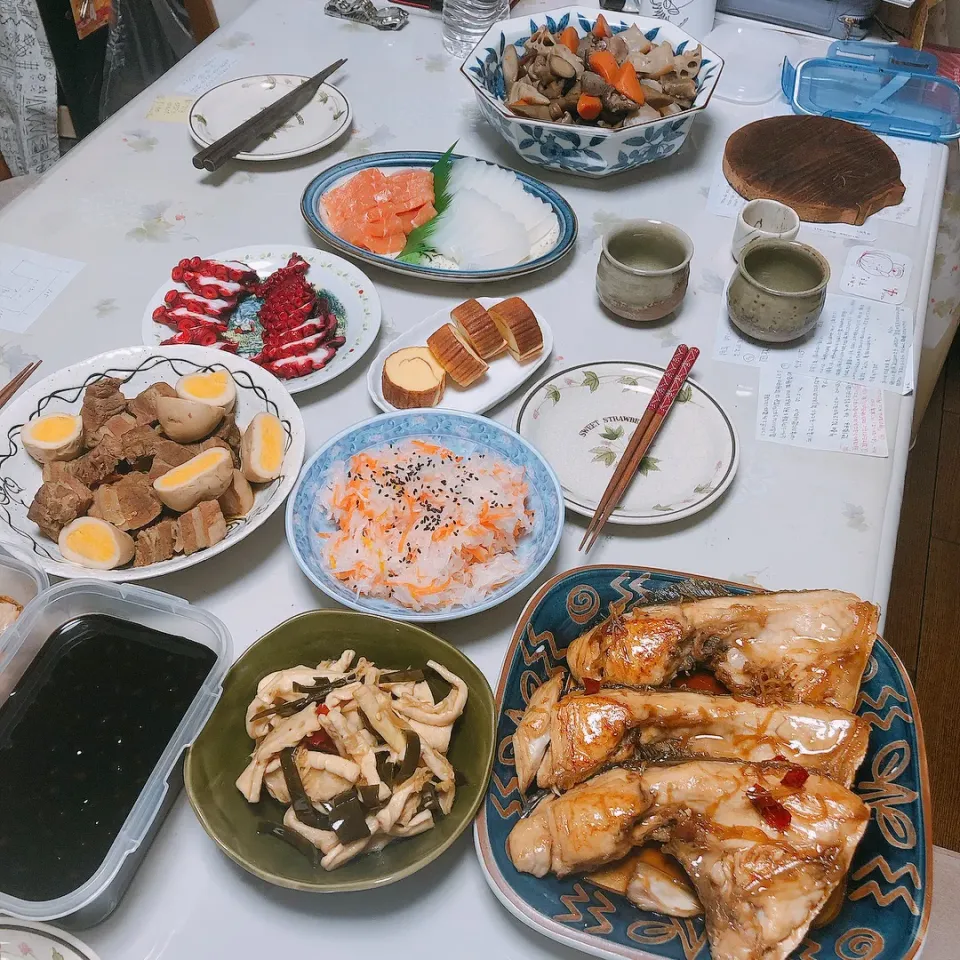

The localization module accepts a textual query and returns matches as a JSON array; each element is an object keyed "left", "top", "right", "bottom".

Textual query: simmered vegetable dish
[
  {"left": 237, "top": 651, "right": 467, "bottom": 870},
  {"left": 503, "top": 16, "right": 703, "bottom": 130}
]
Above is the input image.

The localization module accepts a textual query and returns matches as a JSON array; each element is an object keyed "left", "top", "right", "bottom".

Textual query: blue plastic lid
[{"left": 781, "top": 41, "right": 960, "bottom": 142}]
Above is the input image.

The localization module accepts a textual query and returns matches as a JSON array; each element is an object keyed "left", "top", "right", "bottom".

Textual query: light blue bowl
[{"left": 285, "top": 410, "right": 564, "bottom": 622}]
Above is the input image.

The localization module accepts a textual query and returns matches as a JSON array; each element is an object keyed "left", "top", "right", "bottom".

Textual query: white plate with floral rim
[
  {"left": 0, "top": 345, "right": 305, "bottom": 582},
  {"left": 188, "top": 74, "right": 351, "bottom": 161},
  {"left": 367, "top": 298, "right": 553, "bottom": 415},
  {"left": 0, "top": 920, "right": 100, "bottom": 960},
  {"left": 516, "top": 361, "right": 738, "bottom": 525},
  {"left": 141, "top": 245, "right": 381, "bottom": 395}
]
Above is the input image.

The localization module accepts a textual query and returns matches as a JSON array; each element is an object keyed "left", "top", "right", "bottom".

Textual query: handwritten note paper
[
  {"left": 176, "top": 51, "right": 243, "bottom": 96},
  {"left": 840, "top": 245, "right": 913, "bottom": 305},
  {"left": 146, "top": 95, "right": 195, "bottom": 123},
  {"left": 705, "top": 161, "right": 879, "bottom": 242},
  {"left": 715, "top": 295, "right": 914, "bottom": 395},
  {"left": 757, "top": 368, "right": 888, "bottom": 457},
  {"left": 0, "top": 244, "right": 85, "bottom": 334}
]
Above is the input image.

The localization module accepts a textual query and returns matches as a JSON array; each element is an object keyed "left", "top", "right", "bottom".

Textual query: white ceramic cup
[
  {"left": 639, "top": 0, "right": 717, "bottom": 40},
  {"left": 731, "top": 198, "right": 800, "bottom": 262}
]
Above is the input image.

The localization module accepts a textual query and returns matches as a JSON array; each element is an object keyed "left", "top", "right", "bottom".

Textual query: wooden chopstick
[
  {"left": 581, "top": 347, "right": 700, "bottom": 553},
  {"left": 0, "top": 360, "right": 40, "bottom": 411},
  {"left": 193, "top": 58, "right": 347, "bottom": 172},
  {"left": 578, "top": 346, "right": 689, "bottom": 551}
]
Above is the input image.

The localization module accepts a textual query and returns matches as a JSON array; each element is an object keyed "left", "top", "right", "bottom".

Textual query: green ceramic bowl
[{"left": 184, "top": 609, "right": 495, "bottom": 892}]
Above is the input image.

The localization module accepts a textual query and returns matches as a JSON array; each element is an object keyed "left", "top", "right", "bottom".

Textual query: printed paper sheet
[{"left": 0, "top": 244, "right": 85, "bottom": 334}]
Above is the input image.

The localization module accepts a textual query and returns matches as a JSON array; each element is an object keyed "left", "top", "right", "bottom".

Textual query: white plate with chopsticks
[
  {"left": 516, "top": 361, "right": 738, "bottom": 525},
  {"left": 189, "top": 74, "right": 351, "bottom": 162}
]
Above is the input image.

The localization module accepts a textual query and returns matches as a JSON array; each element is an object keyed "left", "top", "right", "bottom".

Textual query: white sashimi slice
[
  {"left": 447, "top": 158, "right": 558, "bottom": 250},
  {"left": 430, "top": 189, "right": 530, "bottom": 270}
]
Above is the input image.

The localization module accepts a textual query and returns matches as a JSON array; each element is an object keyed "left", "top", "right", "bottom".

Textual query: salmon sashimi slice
[
  {"left": 366, "top": 233, "right": 406, "bottom": 255},
  {"left": 321, "top": 167, "right": 436, "bottom": 255},
  {"left": 397, "top": 203, "right": 437, "bottom": 233},
  {"left": 361, "top": 211, "right": 405, "bottom": 239}
]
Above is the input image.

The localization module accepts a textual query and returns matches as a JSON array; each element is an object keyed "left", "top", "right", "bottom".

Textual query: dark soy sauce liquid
[{"left": 0, "top": 614, "right": 217, "bottom": 901}]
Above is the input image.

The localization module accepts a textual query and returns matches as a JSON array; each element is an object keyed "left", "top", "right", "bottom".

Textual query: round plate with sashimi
[
  {"left": 300, "top": 149, "right": 578, "bottom": 283},
  {"left": 141, "top": 245, "right": 381, "bottom": 395}
]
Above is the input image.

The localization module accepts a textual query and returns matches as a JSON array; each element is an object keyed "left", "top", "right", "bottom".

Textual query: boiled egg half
[
  {"left": 241, "top": 412, "right": 285, "bottom": 484},
  {"left": 22, "top": 413, "right": 83, "bottom": 463},
  {"left": 59, "top": 517, "right": 135, "bottom": 570},
  {"left": 153, "top": 446, "right": 234, "bottom": 512},
  {"left": 176, "top": 370, "right": 236, "bottom": 412}
]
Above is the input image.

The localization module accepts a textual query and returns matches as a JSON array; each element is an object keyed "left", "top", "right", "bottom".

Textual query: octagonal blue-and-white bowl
[
  {"left": 460, "top": 6, "right": 723, "bottom": 178},
  {"left": 285, "top": 410, "right": 564, "bottom": 622}
]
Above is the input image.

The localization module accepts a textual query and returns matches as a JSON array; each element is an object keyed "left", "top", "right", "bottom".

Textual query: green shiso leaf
[{"left": 397, "top": 141, "right": 458, "bottom": 264}]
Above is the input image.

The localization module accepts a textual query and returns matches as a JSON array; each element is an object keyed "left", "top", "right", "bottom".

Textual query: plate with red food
[{"left": 141, "top": 246, "right": 381, "bottom": 394}]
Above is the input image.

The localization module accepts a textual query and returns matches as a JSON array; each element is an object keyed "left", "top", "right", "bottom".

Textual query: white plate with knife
[{"left": 189, "top": 74, "right": 352, "bottom": 162}]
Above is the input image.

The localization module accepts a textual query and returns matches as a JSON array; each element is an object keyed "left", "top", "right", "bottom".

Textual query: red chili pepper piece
[
  {"left": 746, "top": 784, "right": 791, "bottom": 831},
  {"left": 780, "top": 766, "right": 810, "bottom": 789},
  {"left": 772, "top": 754, "right": 786, "bottom": 762},
  {"left": 315, "top": 703, "right": 330, "bottom": 715},
  {"left": 583, "top": 677, "right": 602, "bottom": 695},
  {"left": 305, "top": 725, "right": 335, "bottom": 753}
]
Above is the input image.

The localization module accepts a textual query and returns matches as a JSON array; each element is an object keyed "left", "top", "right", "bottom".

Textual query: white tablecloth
[{"left": 0, "top": 3, "right": 948, "bottom": 956}]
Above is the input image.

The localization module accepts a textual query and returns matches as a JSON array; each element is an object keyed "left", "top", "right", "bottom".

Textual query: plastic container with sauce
[{"left": 0, "top": 579, "right": 231, "bottom": 928}]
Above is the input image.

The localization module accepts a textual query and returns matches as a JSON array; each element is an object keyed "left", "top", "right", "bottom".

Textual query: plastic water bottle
[{"left": 442, "top": 0, "right": 510, "bottom": 58}]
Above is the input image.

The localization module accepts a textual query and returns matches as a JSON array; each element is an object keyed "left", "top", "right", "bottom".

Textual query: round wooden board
[{"left": 722, "top": 115, "right": 905, "bottom": 226}]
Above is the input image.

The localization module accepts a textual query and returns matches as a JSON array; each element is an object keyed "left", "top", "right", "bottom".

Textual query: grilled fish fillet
[
  {"left": 566, "top": 590, "right": 878, "bottom": 710},
  {"left": 507, "top": 762, "right": 869, "bottom": 960},
  {"left": 520, "top": 687, "right": 868, "bottom": 791}
]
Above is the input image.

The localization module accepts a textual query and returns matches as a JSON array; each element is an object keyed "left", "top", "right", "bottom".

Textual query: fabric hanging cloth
[{"left": 0, "top": 0, "right": 59, "bottom": 176}]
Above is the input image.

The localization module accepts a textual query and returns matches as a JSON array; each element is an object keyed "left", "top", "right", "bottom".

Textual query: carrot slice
[
  {"left": 559, "top": 26, "right": 579, "bottom": 54},
  {"left": 576, "top": 93, "right": 603, "bottom": 121},
  {"left": 593, "top": 13, "right": 611, "bottom": 38},
  {"left": 613, "top": 62, "right": 646, "bottom": 104},
  {"left": 589, "top": 50, "right": 619, "bottom": 83}
]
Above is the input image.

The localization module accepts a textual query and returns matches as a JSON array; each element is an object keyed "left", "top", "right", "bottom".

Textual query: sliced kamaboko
[
  {"left": 566, "top": 589, "right": 878, "bottom": 711},
  {"left": 429, "top": 188, "right": 530, "bottom": 269},
  {"left": 446, "top": 157, "right": 558, "bottom": 250},
  {"left": 507, "top": 761, "right": 869, "bottom": 960},
  {"left": 528, "top": 686, "right": 869, "bottom": 791}
]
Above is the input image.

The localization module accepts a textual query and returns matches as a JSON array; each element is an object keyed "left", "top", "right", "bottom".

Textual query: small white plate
[
  {"left": 142, "top": 245, "right": 381, "bottom": 395},
  {"left": 367, "top": 298, "right": 553, "bottom": 415},
  {"left": 0, "top": 920, "right": 100, "bottom": 960},
  {"left": 0, "top": 345, "right": 305, "bottom": 582},
  {"left": 189, "top": 74, "right": 351, "bottom": 162},
  {"left": 516, "top": 361, "right": 738, "bottom": 525}
]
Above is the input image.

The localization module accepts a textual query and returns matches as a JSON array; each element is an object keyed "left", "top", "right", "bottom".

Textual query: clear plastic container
[
  {"left": 0, "top": 580, "right": 231, "bottom": 928},
  {"left": 0, "top": 544, "right": 49, "bottom": 616},
  {"left": 782, "top": 41, "right": 960, "bottom": 142}
]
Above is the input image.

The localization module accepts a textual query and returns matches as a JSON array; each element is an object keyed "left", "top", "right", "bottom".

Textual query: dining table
[{"left": 0, "top": 0, "right": 953, "bottom": 957}]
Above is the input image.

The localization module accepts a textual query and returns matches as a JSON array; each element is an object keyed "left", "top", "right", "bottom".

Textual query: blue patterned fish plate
[
  {"left": 476, "top": 565, "right": 931, "bottom": 960},
  {"left": 284, "top": 410, "right": 564, "bottom": 622},
  {"left": 300, "top": 151, "right": 577, "bottom": 282},
  {"left": 460, "top": 7, "right": 724, "bottom": 178}
]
